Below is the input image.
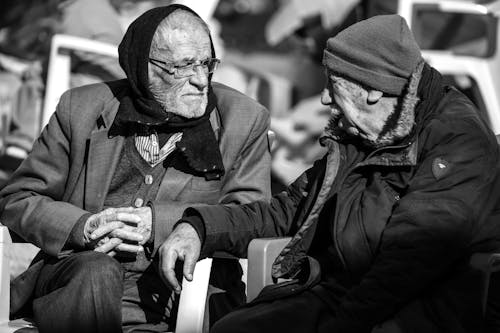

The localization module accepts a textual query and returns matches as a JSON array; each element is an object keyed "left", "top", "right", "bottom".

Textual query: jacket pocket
[{"left": 338, "top": 178, "right": 401, "bottom": 277}]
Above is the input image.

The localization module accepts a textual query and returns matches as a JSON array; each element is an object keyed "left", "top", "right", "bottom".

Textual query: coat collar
[{"left": 356, "top": 138, "right": 418, "bottom": 168}]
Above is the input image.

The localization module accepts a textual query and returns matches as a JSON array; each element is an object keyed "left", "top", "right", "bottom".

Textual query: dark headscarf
[{"left": 112, "top": 4, "right": 224, "bottom": 180}]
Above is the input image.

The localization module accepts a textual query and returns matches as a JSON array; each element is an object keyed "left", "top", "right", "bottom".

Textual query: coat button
[
  {"left": 134, "top": 198, "right": 144, "bottom": 207},
  {"left": 145, "top": 175, "right": 153, "bottom": 185}
]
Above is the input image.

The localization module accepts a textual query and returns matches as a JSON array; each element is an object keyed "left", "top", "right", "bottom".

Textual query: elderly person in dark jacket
[
  {"left": 0, "top": 4, "right": 271, "bottom": 333},
  {"left": 161, "top": 15, "right": 500, "bottom": 333}
]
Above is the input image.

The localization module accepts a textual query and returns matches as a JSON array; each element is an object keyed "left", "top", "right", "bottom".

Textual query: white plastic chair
[
  {"left": 41, "top": 34, "right": 119, "bottom": 133},
  {"left": 246, "top": 237, "right": 291, "bottom": 302}
]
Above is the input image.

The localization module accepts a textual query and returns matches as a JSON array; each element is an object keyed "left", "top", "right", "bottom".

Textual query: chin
[
  {"left": 164, "top": 102, "right": 206, "bottom": 118},
  {"left": 178, "top": 108, "right": 206, "bottom": 119},
  {"left": 187, "top": 104, "right": 207, "bottom": 118}
]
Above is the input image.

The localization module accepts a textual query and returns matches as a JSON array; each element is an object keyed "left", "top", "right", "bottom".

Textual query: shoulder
[
  {"left": 60, "top": 79, "right": 127, "bottom": 110},
  {"left": 417, "top": 88, "right": 498, "bottom": 169},
  {"left": 64, "top": 79, "right": 127, "bottom": 100},
  {"left": 422, "top": 88, "right": 496, "bottom": 148},
  {"left": 56, "top": 79, "right": 128, "bottom": 126},
  {"left": 212, "top": 81, "right": 269, "bottom": 121}
]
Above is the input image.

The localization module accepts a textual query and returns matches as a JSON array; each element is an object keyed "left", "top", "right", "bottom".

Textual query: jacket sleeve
[
  {"left": 191, "top": 156, "right": 327, "bottom": 258},
  {"left": 0, "top": 90, "right": 89, "bottom": 257},
  {"left": 332, "top": 118, "right": 500, "bottom": 332}
]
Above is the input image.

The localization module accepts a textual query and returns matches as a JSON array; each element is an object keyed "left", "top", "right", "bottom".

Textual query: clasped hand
[{"left": 84, "top": 206, "right": 152, "bottom": 257}]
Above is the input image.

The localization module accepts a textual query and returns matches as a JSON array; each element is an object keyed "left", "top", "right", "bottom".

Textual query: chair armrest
[
  {"left": 470, "top": 252, "right": 500, "bottom": 273},
  {"left": 175, "top": 257, "right": 213, "bottom": 333},
  {"left": 246, "top": 237, "right": 291, "bottom": 302},
  {"left": 469, "top": 252, "right": 500, "bottom": 316},
  {"left": 0, "top": 225, "right": 12, "bottom": 325}
]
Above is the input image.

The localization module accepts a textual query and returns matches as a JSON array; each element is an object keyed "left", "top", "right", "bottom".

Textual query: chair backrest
[
  {"left": 397, "top": 0, "right": 500, "bottom": 136},
  {"left": 41, "top": 34, "right": 118, "bottom": 133}
]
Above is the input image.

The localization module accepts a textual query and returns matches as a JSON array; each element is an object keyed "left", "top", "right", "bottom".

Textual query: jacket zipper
[{"left": 332, "top": 141, "right": 411, "bottom": 272}]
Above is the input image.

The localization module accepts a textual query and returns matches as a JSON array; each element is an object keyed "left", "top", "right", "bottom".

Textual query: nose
[
  {"left": 189, "top": 65, "right": 209, "bottom": 89},
  {"left": 320, "top": 88, "right": 332, "bottom": 105}
]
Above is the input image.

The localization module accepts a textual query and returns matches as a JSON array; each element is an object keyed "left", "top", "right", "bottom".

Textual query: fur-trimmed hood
[{"left": 324, "top": 61, "right": 424, "bottom": 149}]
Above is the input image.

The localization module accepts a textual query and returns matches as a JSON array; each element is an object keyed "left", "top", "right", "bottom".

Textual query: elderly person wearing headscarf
[
  {"left": 162, "top": 15, "right": 500, "bottom": 333},
  {"left": 0, "top": 4, "right": 271, "bottom": 332}
]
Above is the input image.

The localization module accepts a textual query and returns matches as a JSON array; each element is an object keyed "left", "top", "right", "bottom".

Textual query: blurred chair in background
[
  {"left": 60, "top": 0, "right": 172, "bottom": 88},
  {"left": 0, "top": 0, "right": 55, "bottom": 185},
  {"left": 263, "top": 0, "right": 362, "bottom": 190}
]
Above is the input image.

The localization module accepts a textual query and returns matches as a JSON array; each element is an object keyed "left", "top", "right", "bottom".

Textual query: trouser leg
[
  {"left": 121, "top": 265, "right": 175, "bottom": 332},
  {"left": 33, "top": 251, "right": 124, "bottom": 333},
  {"left": 208, "top": 258, "right": 246, "bottom": 327},
  {"left": 211, "top": 290, "right": 334, "bottom": 333}
]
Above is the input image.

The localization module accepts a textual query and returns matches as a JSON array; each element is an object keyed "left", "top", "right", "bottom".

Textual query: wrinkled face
[
  {"left": 148, "top": 19, "right": 212, "bottom": 118},
  {"left": 320, "top": 72, "right": 396, "bottom": 143}
]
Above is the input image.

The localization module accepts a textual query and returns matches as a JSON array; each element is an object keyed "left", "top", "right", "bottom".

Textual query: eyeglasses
[{"left": 149, "top": 57, "right": 220, "bottom": 78}]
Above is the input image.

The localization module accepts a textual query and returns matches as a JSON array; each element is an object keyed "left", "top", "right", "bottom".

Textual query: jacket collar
[{"left": 356, "top": 138, "right": 418, "bottom": 167}]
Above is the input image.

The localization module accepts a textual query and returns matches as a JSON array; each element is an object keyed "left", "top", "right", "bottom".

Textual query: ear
[{"left": 367, "top": 90, "right": 384, "bottom": 104}]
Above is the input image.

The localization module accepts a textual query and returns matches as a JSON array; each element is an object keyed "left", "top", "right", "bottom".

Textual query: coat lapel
[{"left": 84, "top": 102, "right": 124, "bottom": 213}]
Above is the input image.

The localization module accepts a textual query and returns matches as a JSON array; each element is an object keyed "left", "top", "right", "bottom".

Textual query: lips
[
  {"left": 183, "top": 93, "right": 204, "bottom": 97},
  {"left": 182, "top": 93, "right": 206, "bottom": 101}
]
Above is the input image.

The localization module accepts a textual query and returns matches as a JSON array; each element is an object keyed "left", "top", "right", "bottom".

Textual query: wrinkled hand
[
  {"left": 128, "top": 206, "right": 152, "bottom": 245},
  {"left": 159, "top": 223, "right": 201, "bottom": 293},
  {"left": 84, "top": 207, "right": 144, "bottom": 256}
]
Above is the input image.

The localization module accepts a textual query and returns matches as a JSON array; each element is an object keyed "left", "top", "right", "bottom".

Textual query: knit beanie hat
[{"left": 323, "top": 14, "right": 422, "bottom": 95}]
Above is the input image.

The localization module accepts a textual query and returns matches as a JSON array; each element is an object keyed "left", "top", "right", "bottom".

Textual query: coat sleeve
[
  {"left": 191, "top": 156, "right": 327, "bottom": 258},
  {"left": 0, "top": 90, "right": 89, "bottom": 257},
  {"left": 332, "top": 118, "right": 500, "bottom": 331}
]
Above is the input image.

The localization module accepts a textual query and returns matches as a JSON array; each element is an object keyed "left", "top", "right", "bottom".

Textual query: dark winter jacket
[{"left": 189, "top": 66, "right": 500, "bottom": 332}]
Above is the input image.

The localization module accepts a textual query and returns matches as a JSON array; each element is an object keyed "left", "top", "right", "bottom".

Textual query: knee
[
  {"left": 211, "top": 312, "right": 244, "bottom": 333},
  {"left": 67, "top": 251, "right": 123, "bottom": 282}
]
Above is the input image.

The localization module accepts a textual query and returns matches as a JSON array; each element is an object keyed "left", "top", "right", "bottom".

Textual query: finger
[
  {"left": 110, "top": 206, "right": 135, "bottom": 213},
  {"left": 109, "top": 228, "right": 144, "bottom": 243},
  {"left": 161, "top": 249, "right": 181, "bottom": 293},
  {"left": 183, "top": 251, "right": 197, "bottom": 281},
  {"left": 90, "top": 221, "right": 124, "bottom": 240},
  {"left": 94, "top": 237, "right": 122, "bottom": 253},
  {"left": 96, "top": 236, "right": 110, "bottom": 247},
  {"left": 107, "top": 251, "right": 117, "bottom": 257},
  {"left": 102, "top": 211, "right": 141, "bottom": 225},
  {"left": 115, "top": 212, "right": 142, "bottom": 225},
  {"left": 115, "top": 243, "right": 144, "bottom": 254}
]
